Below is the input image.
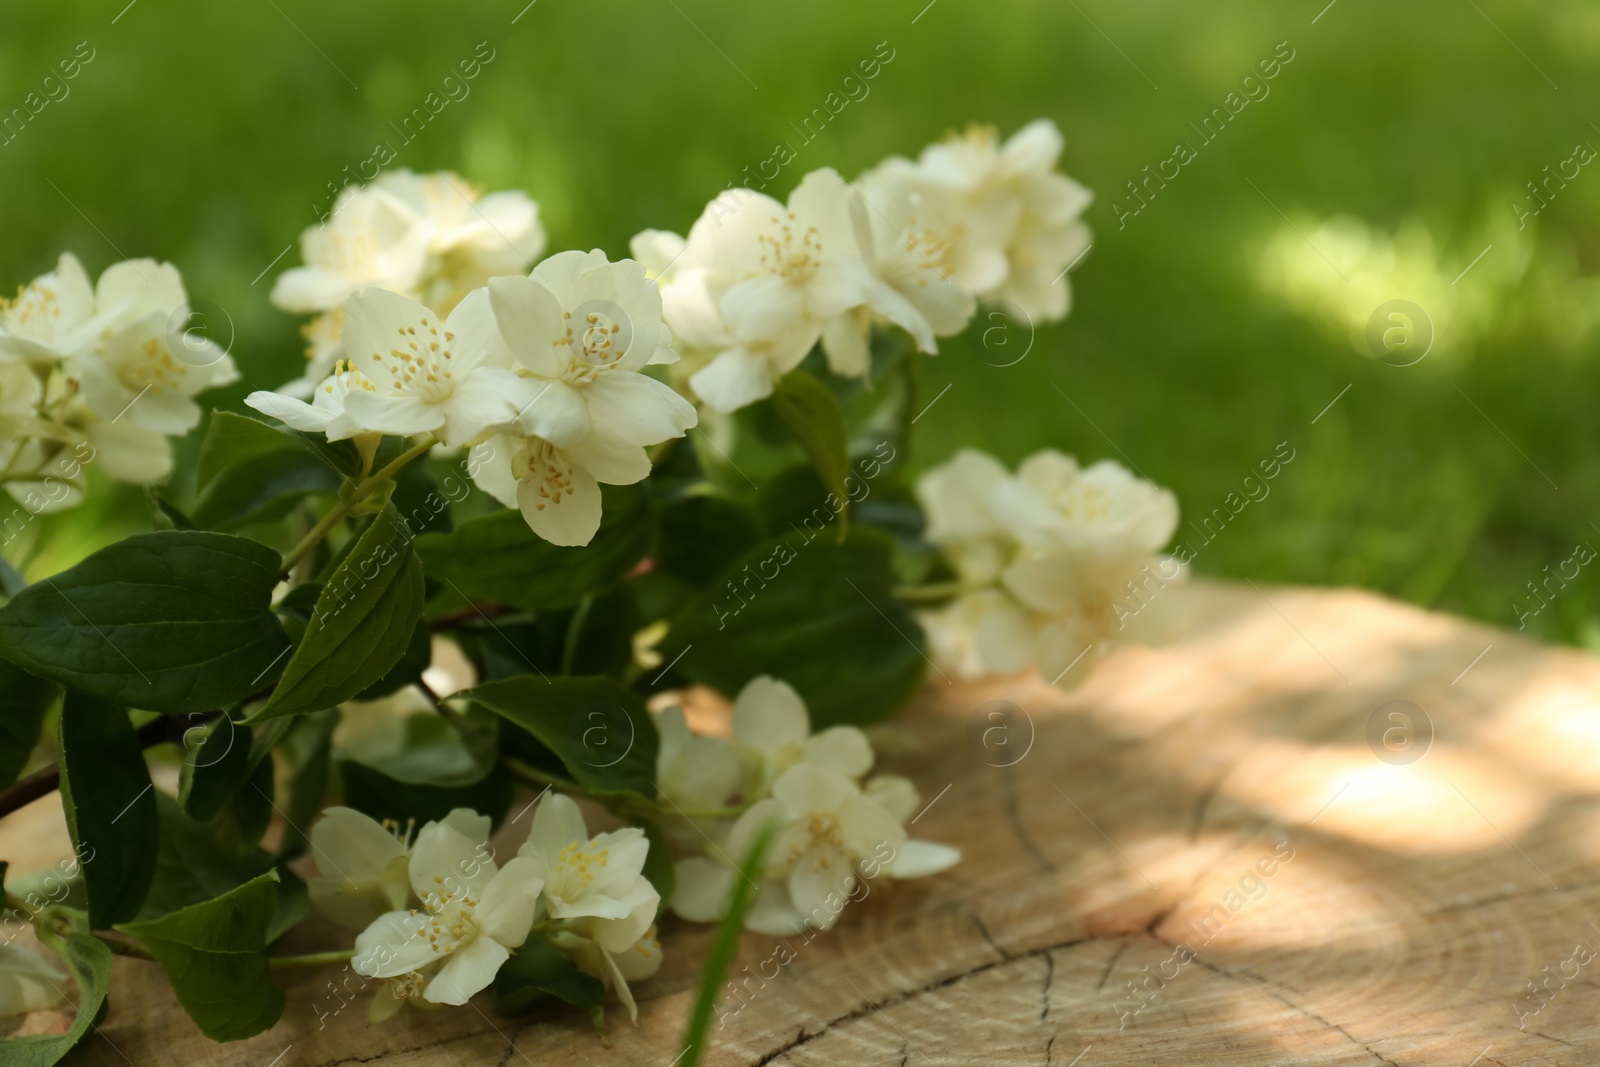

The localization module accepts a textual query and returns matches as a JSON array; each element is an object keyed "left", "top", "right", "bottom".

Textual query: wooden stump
[{"left": 5, "top": 579, "right": 1598, "bottom": 1066}]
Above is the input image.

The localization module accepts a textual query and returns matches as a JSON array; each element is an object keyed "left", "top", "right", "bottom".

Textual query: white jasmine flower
[
  {"left": 376, "top": 171, "right": 546, "bottom": 312},
  {"left": 839, "top": 172, "right": 979, "bottom": 365},
  {"left": 271, "top": 184, "right": 429, "bottom": 315},
  {"left": 308, "top": 806, "right": 490, "bottom": 930},
  {"left": 252, "top": 287, "right": 514, "bottom": 447},
  {"left": 674, "top": 763, "right": 905, "bottom": 935},
  {"left": 655, "top": 705, "right": 745, "bottom": 812},
  {"left": 914, "top": 449, "right": 1180, "bottom": 687},
  {"left": 56, "top": 394, "right": 175, "bottom": 485},
  {"left": 0, "top": 253, "right": 113, "bottom": 365},
  {"left": 78, "top": 260, "right": 239, "bottom": 436},
  {"left": 518, "top": 795, "right": 661, "bottom": 1021},
  {"left": 678, "top": 169, "right": 875, "bottom": 409},
  {"left": 873, "top": 120, "right": 1093, "bottom": 321},
  {"left": 729, "top": 675, "right": 872, "bottom": 795},
  {"left": 0, "top": 944, "right": 65, "bottom": 1017},
  {"left": 466, "top": 250, "right": 696, "bottom": 545},
  {"left": 989, "top": 451, "right": 1178, "bottom": 557},
  {"left": 353, "top": 818, "right": 543, "bottom": 1006}
]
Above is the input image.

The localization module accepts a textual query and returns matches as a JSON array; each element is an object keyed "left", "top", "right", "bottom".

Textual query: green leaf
[
  {"left": 677, "top": 820, "right": 778, "bottom": 1067},
  {"left": 462, "top": 675, "right": 658, "bottom": 798},
  {"left": 657, "top": 493, "right": 762, "bottom": 586},
  {"left": 0, "top": 532, "right": 289, "bottom": 714},
  {"left": 57, "top": 691, "right": 157, "bottom": 928},
  {"left": 251, "top": 506, "right": 424, "bottom": 722},
  {"left": 5, "top": 932, "right": 113, "bottom": 1067},
  {"left": 275, "top": 710, "right": 338, "bottom": 859},
  {"left": 493, "top": 937, "right": 605, "bottom": 1014},
  {"left": 771, "top": 369, "right": 851, "bottom": 541},
  {"left": 347, "top": 708, "right": 498, "bottom": 788},
  {"left": 0, "top": 661, "right": 57, "bottom": 788},
  {"left": 197, "top": 412, "right": 302, "bottom": 490},
  {"left": 355, "top": 618, "right": 431, "bottom": 700},
  {"left": 415, "top": 485, "right": 654, "bottom": 612},
  {"left": 139, "top": 791, "right": 274, "bottom": 922},
  {"left": 178, "top": 717, "right": 256, "bottom": 822},
  {"left": 671, "top": 528, "right": 925, "bottom": 728},
  {"left": 119, "top": 871, "right": 285, "bottom": 1042},
  {"left": 194, "top": 412, "right": 347, "bottom": 531},
  {"left": 561, "top": 585, "right": 640, "bottom": 678},
  {"left": 339, "top": 759, "right": 514, "bottom": 829}
]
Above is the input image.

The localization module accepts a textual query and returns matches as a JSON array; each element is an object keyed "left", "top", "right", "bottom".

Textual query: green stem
[
  {"left": 279, "top": 434, "right": 437, "bottom": 574},
  {"left": 560, "top": 595, "right": 594, "bottom": 676},
  {"left": 269, "top": 948, "right": 355, "bottom": 970},
  {"left": 98, "top": 936, "right": 157, "bottom": 961},
  {"left": 502, "top": 757, "right": 584, "bottom": 796}
]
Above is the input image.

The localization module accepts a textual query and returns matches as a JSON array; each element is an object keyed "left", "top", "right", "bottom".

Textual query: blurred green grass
[{"left": 2, "top": 0, "right": 1597, "bottom": 646}]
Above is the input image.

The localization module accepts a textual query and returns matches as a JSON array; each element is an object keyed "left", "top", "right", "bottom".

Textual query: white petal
[
  {"left": 512, "top": 378, "right": 590, "bottom": 446},
  {"left": 311, "top": 807, "right": 404, "bottom": 883},
  {"left": 670, "top": 857, "right": 735, "bottom": 922},
  {"left": 408, "top": 821, "right": 496, "bottom": 904},
  {"left": 581, "top": 372, "right": 696, "bottom": 446},
  {"left": 246, "top": 390, "right": 334, "bottom": 432},
  {"left": 423, "top": 935, "right": 509, "bottom": 1005},
  {"left": 889, "top": 839, "right": 961, "bottom": 879},
  {"left": 689, "top": 347, "right": 775, "bottom": 413},
  {"left": 862, "top": 775, "right": 919, "bottom": 823},
  {"left": 489, "top": 275, "right": 568, "bottom": 378},
  {"left": 732, "top": 676, "right": 810, "bottom": 752},
  {"left": 439, "top": 373, "right": 516, "bottom": 447},
  {"left": 340, "top": 390, "right": 447, "bottom": 438},
  {"left": 439, "top": 808, "right": 492, "bottom": 844},
  {"left": 519, "top": 793, "right": 587, "bottom": 869},
  {"left": 788, "top": 850, "right": 853, "bottom": 926},
  {"left": 353, "top": 910, "right": 439, "bottom": 978},
  {"left": 0, "top": 945, "right": 65, "bottom": 1016},
  {"left": 801, "top": 726, "right": 873, "bottom": 780},
  {"left": 517, "top": 449, "right": 602, "bottom": 546},
  {"left": 821, "top": 311, "right": 873, "bottom": 378},
  {"left": 771, "top": 763, "right": 855, "bottom": 816},
  {"left": 475, "top": 856, "right": 544, "bottom": 947}
]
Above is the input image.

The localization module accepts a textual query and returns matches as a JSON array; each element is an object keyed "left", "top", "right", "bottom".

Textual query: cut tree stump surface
[{"left": 6, "top": 579, "right": 1600, "bottom": 1066}]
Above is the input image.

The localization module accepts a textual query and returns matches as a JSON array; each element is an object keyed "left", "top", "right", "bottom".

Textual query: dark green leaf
[
  {"left": 463, "top": 676, "right": 657, "bottom": 798},
  {"left": 275, "top": 710, "right": 338, "bottom": 859},
  {"left": 5, "top": 932, "right": 113, "bottom": 1067},
  {"left": 139, "top": 792, "right": 275, "bottom": 922},
  {"left": 0, "top": 532, "right": 289, "bottom": 714},
  {"left": 671, "top": 528, "right": 925, "bottom": 728},
  {"left": 178, "top": 717, "right": 256, "bottom": 822},
  {"left": 356, "top": 618, "right": 431, "bottom": 700},
  {"left": 339, "top": 760, "right": 514, "bottom": 829},
  {"left": 119, "top": 871, "right": 285, "bottom": 1042},
  {"left": 561, "top": 585, "right": 640, "bottom": 678},
  {"left": 197, "top": 412, "right": 302, "bottom": 491},
  {"left": 57, "top": 691, "right": 157, "bottom": 928},
  {"left": 194, "top": 413, "right": 348, "bottom": 530},
  {"left": 657, "top": 493, "right": 762, "bottom": 586},
  {"left": 493, "top": 936, "right": 605, "bottom": 1014},
  {"left": 193, "top": 450, "right": 345, "bottom": 531},
  {"left": 771, "top": 369, "right": 850, "bottom": 540},
  {"left": 415, "top": 485, "right": 653, "bottom": 612},
  {"left": 252, "top": 506, "right": 424, "bottom": 722},
  {"left": 0, "top": 660, "right": 57, "bottom": 788}
]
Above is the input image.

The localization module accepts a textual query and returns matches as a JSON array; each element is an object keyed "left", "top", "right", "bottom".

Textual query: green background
[{"left": 1, "top": 0, "right": 1594, "bottom": 645}]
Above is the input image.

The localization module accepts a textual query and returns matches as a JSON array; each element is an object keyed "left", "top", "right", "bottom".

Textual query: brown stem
[
  {"left": 429, "top": 602, "right": 510, "bottom": 632},
  {"left": 0, "top": 712, "right": 214, "bottom": 821}
]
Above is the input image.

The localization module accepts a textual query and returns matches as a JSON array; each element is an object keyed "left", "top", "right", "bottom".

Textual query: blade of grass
[{"left": 676, "top": 819, "right": 778, "bottom": 1067}]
